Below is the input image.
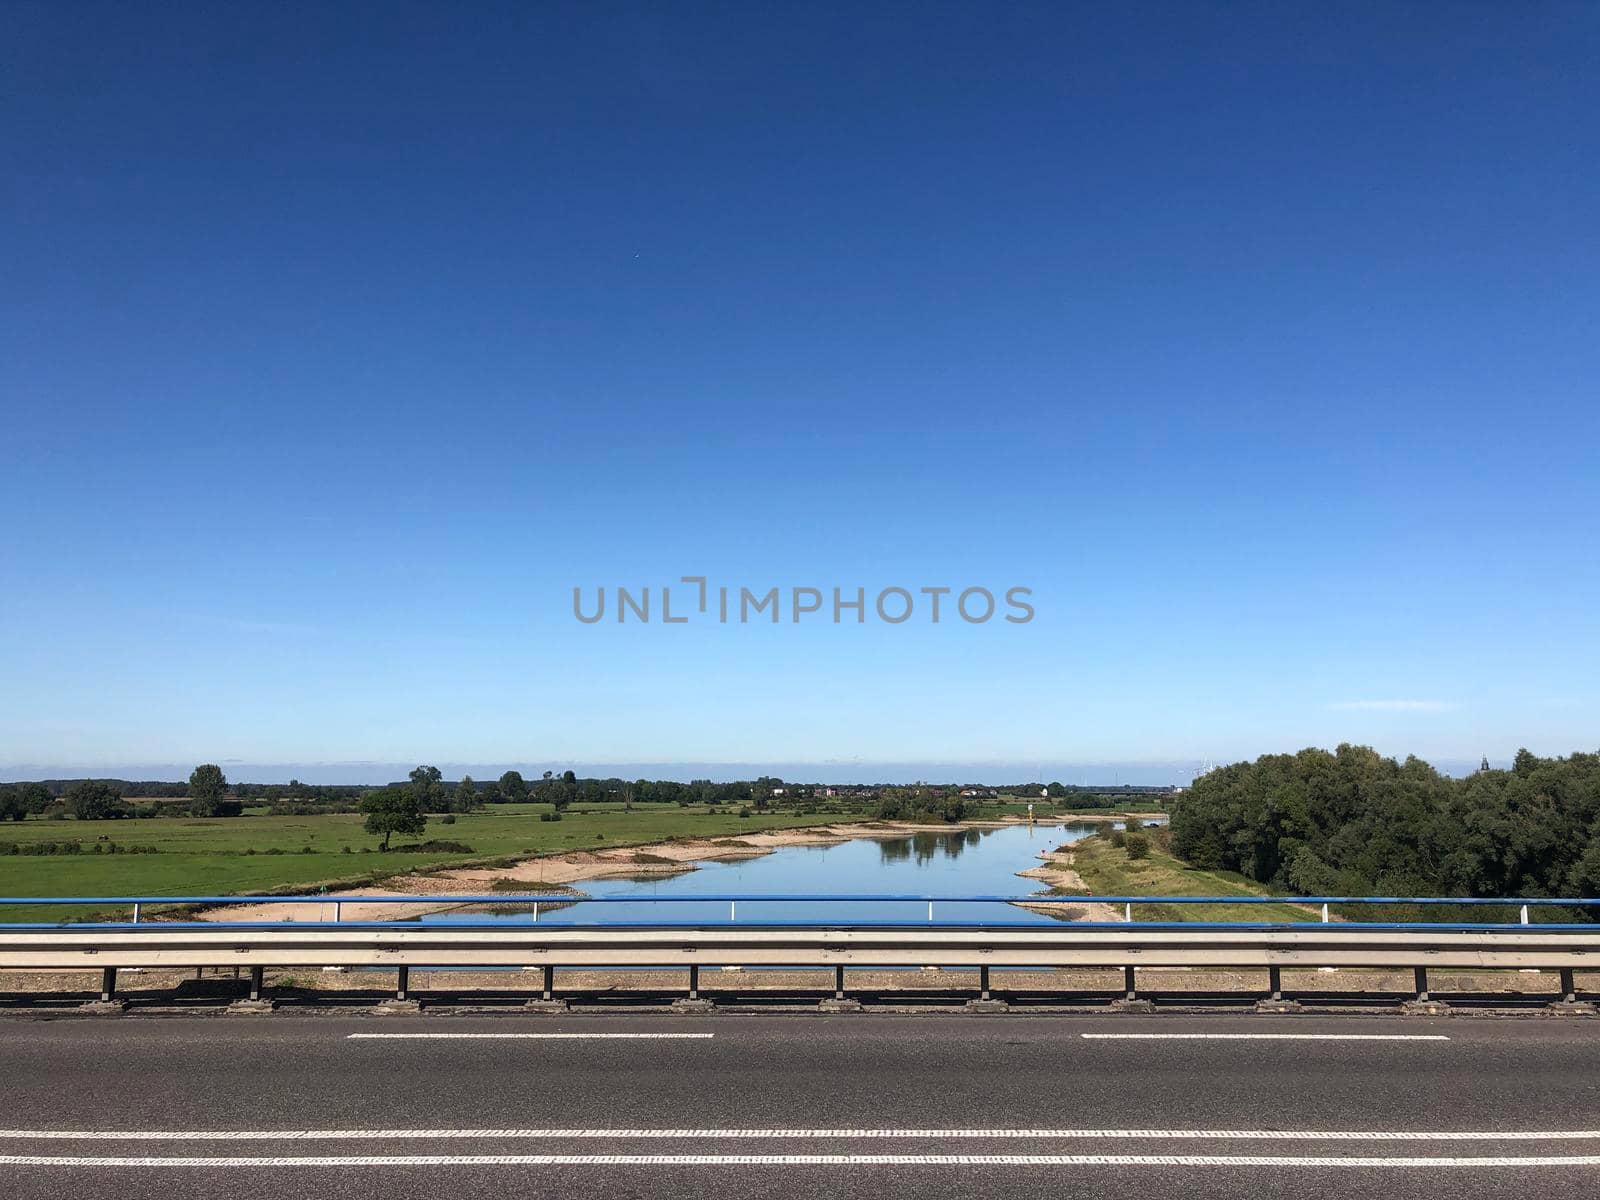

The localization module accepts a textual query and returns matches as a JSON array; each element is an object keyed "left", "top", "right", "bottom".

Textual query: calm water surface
[{"left": 428, "top": 818, "right": 1159, "bottom": 927}]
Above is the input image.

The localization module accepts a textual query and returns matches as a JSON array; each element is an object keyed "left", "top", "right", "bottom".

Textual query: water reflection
[{"left": 879, "top": 826, "right": 992, "bottom": 865}]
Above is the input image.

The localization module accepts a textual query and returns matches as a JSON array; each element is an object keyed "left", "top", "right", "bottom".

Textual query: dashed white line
[
  {"left": 3, "top": 1154, "right": 1596, "bottom": 1167},
  {"left": 1080, "top": 1034, "right": 1450, "bottom": 1041},
  {"left": 0, "top": 1128, "right": 1594, "bottom": 1142},
  {"left": 344, "top": 1033, "right": 714, "bottom": 1040}
]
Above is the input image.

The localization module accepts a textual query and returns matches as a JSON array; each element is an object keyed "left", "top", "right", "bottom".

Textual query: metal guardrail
[
  {"left": 1, "top": 894, "right": 1597, "bottom": 1010},
  {"left": 5, "top": 892, "right": 1600, "bottom": 925}
]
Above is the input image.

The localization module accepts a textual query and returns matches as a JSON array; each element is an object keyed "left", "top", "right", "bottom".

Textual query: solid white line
[
  {"left": 1080, "top": 1034, "right": 1450, "bottom": 1041},
  {"left": 344, "top": 1033, "right": 714, "bottom": 1040},
  {"left": 3, "top": 1154, "right": 1598, "bottom": 1167},
  {"left": 0, "top": 1128, "right": 1596, "bottom": 1142},
  {"left": 0, "top": 1132, "right": 1593, "bottom": 1139}
]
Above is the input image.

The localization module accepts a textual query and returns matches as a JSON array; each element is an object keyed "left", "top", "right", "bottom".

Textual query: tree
[
  {"left": 554, "top": 769, "right": 577, "bottom": 810},
  {"left": 408, "top": 765, "right": 445, "bottom": 812},
  {"left": 15, "top": 782, "right": 50, "bottom": 817},
  {"left": 0, "top": 788, "right": 23, "bottom": 822},
  {"left": 498, "top": 770, "right": 528, "bottom": 803},
  {"left": 455, "top": 775, "right": 478, "bottom": 811},
  {"left": 65, "top": 780, "right": 128, "bottom": 821},
  {"left": 188, "top": 764, "right": 228, "bottom": 816},
  {"left": 360, "top": 788, "right": 427, "bottom": 850}
]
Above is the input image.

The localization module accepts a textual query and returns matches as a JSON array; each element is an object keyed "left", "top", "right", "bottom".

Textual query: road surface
[{"left": 1, "top": 1013, "right": 1597, "bottom": 1198}]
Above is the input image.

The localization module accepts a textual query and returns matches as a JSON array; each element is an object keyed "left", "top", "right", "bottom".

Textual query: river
[{"left": 427, "top": 818, "right": 1160, "bottom": 927}]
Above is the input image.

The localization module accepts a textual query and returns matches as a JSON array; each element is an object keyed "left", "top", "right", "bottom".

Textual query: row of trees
[
  {"left": 6, "top": 766, "right": 1167, "bottom": 822},
  {"left": 1170, "top": 745, "right": 1600, "bottom": 902},
  {"left": 873, "top": 789, "right": 971, "bottom": 824}
]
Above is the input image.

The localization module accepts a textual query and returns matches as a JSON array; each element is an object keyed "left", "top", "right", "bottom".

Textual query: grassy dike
[
  {"left": 0, "top": 803, "right": 859, "bottom": 923},
  {"left": 1060, "top": 831, "right": 1317, "bottom": 923}
]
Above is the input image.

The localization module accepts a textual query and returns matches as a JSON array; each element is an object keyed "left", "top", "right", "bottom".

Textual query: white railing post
[
  {"left": 730, "top": 900, "right": 737, "bottom": 922},
  {"left": 532, "top": 902, "right": 540, "bottom": 922},
  {"left": 928, "top": 900, "right": 934, "bottom": 923},
  {"left": 332, "top": 901, "right": 341, "bottom": 923},
  {"left": 1125, "top": 902, "right": 1133, "bottom": 922},
  {"left": 1321, "top": 903, "right": 1330, "bottom": 923},
  {"left": 1520, "top": 904, "right": 1529, "bottom": 925},
  {"left": 132, "top": 902, "right": 141, "bottom": 924}
]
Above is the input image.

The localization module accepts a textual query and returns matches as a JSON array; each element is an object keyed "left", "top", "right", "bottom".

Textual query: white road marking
[
  {"left": 0, "top": 1128, "right": 1596, "bottom": 1142},
  {"left": 1080, "top": 1033, "right": 1450, "bottom": 1041},
  {"left": 344, "top": 1033, "right": 714, "bottom": 1040},
  {"left": 3, "top": 1153, "right": 1597, "bottom": 1167}
]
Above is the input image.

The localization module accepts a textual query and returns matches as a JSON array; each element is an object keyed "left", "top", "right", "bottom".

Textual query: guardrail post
[
  {"left": 395, "top": 965, "right": 410, "bottom": 1002},
  {"left": 1123, "top": 965, "right": 1137, "bottom": 1001},
  {"left": 834, "top": 964, "right": 847, "bottom": 1000},
  {"left": 979, "top": 964, "right": 991, "bottom": 1001},
  {"left": 1560, "top": 967, "right": 1577, "bottom": 1004},
  {"left": 249, "top": 965, "right": 264, "bottom": 1002},
  {"left": 1268, "top": 965, "right": 1282, "bottom": 1001},
  {"left": 542, "top": 965, "right": 555, "bottom": 1001},
  {"left": 687, "top": 963, "right": 700, "bottom": 1001},
  {"left": 100, "top": 967, "right": 117, "bottom": 1003},
  {"left": 1413, "top": 965, "right": 1429, "bottom": 1002}
]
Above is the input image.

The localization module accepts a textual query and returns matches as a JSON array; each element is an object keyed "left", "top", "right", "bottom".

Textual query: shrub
[
  {"left": 388, "top": 839, "right": 474, "bottom": 854},
  {"left": 440, "top": 813, "right": 457, "bottom": 825},
  {"left": 738, "top": 806, "right": 752, "bottom": 818},
  {"left": 1124, "top": 831, "right": 1151, "bottom": 861}
]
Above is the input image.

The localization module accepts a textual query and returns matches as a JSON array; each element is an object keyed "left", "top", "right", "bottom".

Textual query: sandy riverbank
[
  {"left": 1057, "top": 810, "right": 1169, "bottom": 821},
  {"left": 1013, "top": 845, "right": 1122, "bottom": 921},
  {"left": 199, "top": 820, "right": 1024, "bottom": 923}
]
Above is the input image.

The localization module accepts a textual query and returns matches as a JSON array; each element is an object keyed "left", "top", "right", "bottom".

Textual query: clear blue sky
[{"left": 3, "top": 2, "right": 1597, "bottom": 783}]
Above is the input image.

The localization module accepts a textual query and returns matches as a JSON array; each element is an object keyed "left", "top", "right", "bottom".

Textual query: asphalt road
[{"left": 2, "top": 1013, "right": 1598, "bottom": 1199}]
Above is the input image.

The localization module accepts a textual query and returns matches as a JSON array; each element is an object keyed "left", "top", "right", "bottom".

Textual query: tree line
[
  {"left": 1170, "top": 744, "right": 1600, "bottom": 904},
  {"left": 4, "top": 764, "right": 1166, "bottom": 826}
]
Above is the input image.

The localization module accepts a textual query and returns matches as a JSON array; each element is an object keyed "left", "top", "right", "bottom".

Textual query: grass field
[
  {"left": 0, "top": 803, "right": 860, "bottom": 922},
  {"left": 1061, "top": 832, "right": 1316, "bottom": 923}
]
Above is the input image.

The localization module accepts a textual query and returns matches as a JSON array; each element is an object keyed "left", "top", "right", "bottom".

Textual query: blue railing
[{"left": 2, "top": 893, "right": 1597, "bottom": 932}]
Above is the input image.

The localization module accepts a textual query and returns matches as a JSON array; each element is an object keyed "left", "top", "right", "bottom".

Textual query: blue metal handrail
[
  {"left": 3, "top": 919, "right": 1597, "bottom": 932},
  {"left": 1, "top": 893, "right": 1596, "bottom": 933},
  {"left": 3, "top": 893, "right": 1598, "bottom": 906}
]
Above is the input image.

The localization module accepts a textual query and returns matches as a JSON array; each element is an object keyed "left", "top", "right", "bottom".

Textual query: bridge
[{"left": 3, "top": 894, "right": 1598, "bottom": 1198}]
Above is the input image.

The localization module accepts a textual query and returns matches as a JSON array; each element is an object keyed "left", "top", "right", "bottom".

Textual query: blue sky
[{"left": 3, "top": 2, "right": 1597, "bottom": 783}]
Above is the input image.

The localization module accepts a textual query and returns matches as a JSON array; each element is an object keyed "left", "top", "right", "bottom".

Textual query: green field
[
  {"left": 0, "top": 803, "right": 859, "bottom": 922},
  {"left": 1062, "top": 833, "right": 1315, "bottom": 923},
  {"left": 994, "top": 795, "right": 1171, "bottom": 816}
]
